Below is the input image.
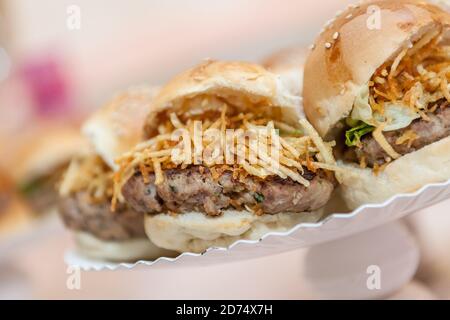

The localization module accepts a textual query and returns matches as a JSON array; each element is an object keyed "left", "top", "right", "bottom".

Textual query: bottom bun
[
  {"left": 337, "top": 137, "right": 450, "bottom": 210},
  {"left": 74, "top": 232, "right": 177, "bottom": 262},
  {"left": 144, "top": 210, "right": 324, "bottom": 253}
]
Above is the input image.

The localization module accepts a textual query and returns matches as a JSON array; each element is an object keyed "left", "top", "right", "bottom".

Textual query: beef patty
[
  {"left": 59, "top": 192, "right": 146, "bottom": 241},
  {"left": 347, "top": 105, "right": 450, "bottom": 167},
  {"left": 122, "top": 166, "right": 335, "bottom": 217}
]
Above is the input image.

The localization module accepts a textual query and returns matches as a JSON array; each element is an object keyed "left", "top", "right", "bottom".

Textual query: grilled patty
[
  {"left": 122, "top": 166, "right": 335, "bottom": 217},
  {"left": 58, "top": 192, "right": 146, "bottom": 241},
  {"left": 348, "top": 106, "right": 450, "bottom": 167}
]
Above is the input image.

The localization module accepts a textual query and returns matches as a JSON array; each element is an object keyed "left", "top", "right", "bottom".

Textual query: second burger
[{"left": 113, "top": 60, "right": 338, "bottom": 253}]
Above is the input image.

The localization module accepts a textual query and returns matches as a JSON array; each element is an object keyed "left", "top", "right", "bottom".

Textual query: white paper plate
[{"left": 65, "top": 179, "right": 450, "bottom": 271}]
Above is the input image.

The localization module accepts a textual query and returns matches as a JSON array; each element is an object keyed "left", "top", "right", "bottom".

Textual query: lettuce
[
  {"left": 382, "top": 103, "right": 421, "bottom": 131},
  {"left": 350, "top": 86, "right": 420, "bottom": 131},
  {"left": 345, "top": 122, "right": 375, "bottom": 147},
  {"left": 19, "top": 179, "right": 42, "bottom": 196},
  {"left": 351, "top": 86, "right": 374, "bottom": 124}
]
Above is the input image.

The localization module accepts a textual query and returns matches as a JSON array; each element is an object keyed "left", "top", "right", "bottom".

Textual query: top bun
[
  {"left": 262, "top": 46, "right": 308, "bottom": 97},
  {"left": 82, "top": 86, "right": 160, "bottom": 170},
  {"left": 262, "top": 46, "right": 308, "bottom": 73},
  {"left": 144, "top": 60, "right": 302, "bottom": 137},
  {"left": 303, "top": 0, "right": 450, "bottom": 138},
  {"left": 9, "top": 125, "right": 88, "bottom": 184}
]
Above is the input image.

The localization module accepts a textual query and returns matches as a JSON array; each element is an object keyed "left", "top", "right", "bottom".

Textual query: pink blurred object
[{"left": 20, "top": 53, "right": 73, "bottom": 117}]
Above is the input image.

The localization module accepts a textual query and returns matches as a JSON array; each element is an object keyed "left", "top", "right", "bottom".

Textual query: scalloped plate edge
[{"left": 65, "top": 178, "right": 450, "bottom": 271}]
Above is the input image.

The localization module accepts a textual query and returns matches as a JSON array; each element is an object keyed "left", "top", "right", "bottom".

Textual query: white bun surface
[
  {"left": 144, "top": 209, "right": 324, "bottom": 253},
  {"left": 74, "top": 232, "right": 177, "bottom": 262}
]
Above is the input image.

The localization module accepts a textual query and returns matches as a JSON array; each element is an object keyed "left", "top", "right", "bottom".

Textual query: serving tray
[{"left": 65, "top": 179, "right": 450, "bottom": 271}]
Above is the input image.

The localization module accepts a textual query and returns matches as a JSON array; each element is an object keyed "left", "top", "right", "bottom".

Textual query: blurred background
[{"left": 0, "top": 0, "right": 449, "bottom": 299}]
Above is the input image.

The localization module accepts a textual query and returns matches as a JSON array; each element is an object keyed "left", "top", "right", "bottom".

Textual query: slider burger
[
  {"left": 113, "top": 61, "right": 338, "bottom": 253},
  {"left": 59, "top": 86, "right": 175, "bottom": 261},
  {"left": 303, "top": 0, "right": 450, "bottom": 209},
  {"left": 10, "top": 125, "right": 87, "bottom": 216}
]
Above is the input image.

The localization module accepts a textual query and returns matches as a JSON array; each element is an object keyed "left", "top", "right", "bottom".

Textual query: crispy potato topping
[
  {"left": 60, "top": 155, "right": 114, "bottom": 203},
  {"left": 112, "top": 103, "right": 337, "bottom": 209},
  {"left": 370, "top": 31, "right": 450, "bottom": 118},
  {"left": 364, "top": 30, "right": 449, "bottom": 159}
]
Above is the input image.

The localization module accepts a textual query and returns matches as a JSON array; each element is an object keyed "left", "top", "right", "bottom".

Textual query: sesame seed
[
  {"left": 346, "top": 13, "right": 353, "bottom": 19},
  {"left": 333, "top": 32, "right": 340, "bottom": 40},
  {"left": 325, "top": 42, "right": 332, "bottom": 49},
  {"left": 309, "top": 44, "right": 316, "bottom": 50}
]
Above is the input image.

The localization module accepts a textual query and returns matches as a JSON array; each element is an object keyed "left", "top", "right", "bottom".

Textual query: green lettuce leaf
[{"left": 345, "top": 122, "right": 375, "bottom": 147}]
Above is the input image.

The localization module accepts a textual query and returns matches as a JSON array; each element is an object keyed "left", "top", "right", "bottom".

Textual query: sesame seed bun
[
  {"left": 302, "top": 0, "right": 450, "bottom": 209},
  {"left": 303, "top": 0, "right": 450, "bottom": 139}
]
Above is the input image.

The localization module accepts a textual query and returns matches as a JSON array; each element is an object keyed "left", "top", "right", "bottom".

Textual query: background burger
[
  {"left": 58, "top": 86, "right": 176, "bottom": 261},
  {"left": 303, "top": 0, "right": 450, "bottom": 210},
  {"left": 113, "top": 60, "right": 338, "bottom": 253},
  {"left": 6, "top": 124, "right": 88, "bottom": 216},
  {"left": 262, "top": 46, "right": 308, "bottom": 97},
  {"left": 0, "top": 169, "right": 32, "bottom": 240}
]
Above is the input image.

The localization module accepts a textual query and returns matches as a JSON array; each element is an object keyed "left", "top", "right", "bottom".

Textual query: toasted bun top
[
  {"left": 262, "top": 47, "right": 308, "bottom": 98},
  {"left": 262, "top": 46, "right": 308, "bottom": 73},
  {"left": 82, "top": 86, "right": 160, "bottom": 170},
  {"left": 9, "top": 125, "right": 88, "bottom": 184},
  {"left": 144, "top": 60, "right": 302, "bottom": 137},
  {"left": 303, "top": 0, "right": 450, "bottom": 138}
]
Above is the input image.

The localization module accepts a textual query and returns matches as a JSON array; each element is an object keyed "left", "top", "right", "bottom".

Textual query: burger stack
[{"left": 55, "top": 0, "right": 450, "bottom": 261}]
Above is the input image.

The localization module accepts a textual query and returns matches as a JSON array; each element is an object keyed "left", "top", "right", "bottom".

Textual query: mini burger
[
  {"left": 9, "top": 125, "right": 88, "bottom": 216},
  {"left": 303, "top": 0, "right": 450, "bottom": 209},
  {"left": 113, "top": 61, "right": 338, "bottom": 253},
  {"left": 58, "top": 86, "right": 175, "bottom": 261}
]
